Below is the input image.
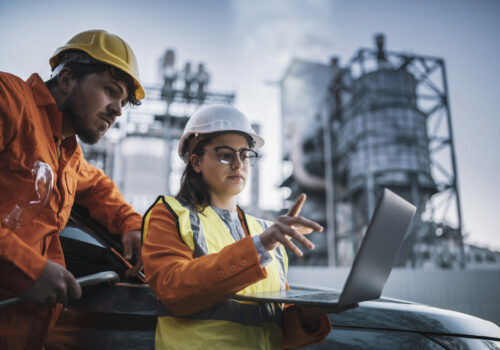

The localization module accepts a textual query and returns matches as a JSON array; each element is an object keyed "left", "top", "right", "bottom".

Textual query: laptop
[{"left": 230, "top": 188, "right": 416, "bottom": 307}]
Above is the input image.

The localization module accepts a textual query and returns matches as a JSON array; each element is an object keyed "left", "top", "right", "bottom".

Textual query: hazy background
[{"left": 1, "top": 0, "right": 498, "bottom": 250}]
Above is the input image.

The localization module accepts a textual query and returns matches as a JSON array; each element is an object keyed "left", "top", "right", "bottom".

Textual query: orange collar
[{"left": 27, "top": 73, "right": 63, "bottom": 139}]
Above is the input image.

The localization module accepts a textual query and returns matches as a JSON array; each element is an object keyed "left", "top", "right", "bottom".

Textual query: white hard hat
[{"left": 178, "top": 104, "right": 264, "bottom": 163}]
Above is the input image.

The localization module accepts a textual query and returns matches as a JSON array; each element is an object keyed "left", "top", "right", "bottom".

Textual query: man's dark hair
[{"left": 46, "top": 59, "right": 141, "bottom": 107}]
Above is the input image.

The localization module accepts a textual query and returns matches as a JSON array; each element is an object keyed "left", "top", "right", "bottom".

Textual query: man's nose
[{"left": 108, "top": 100, "right": 122, "bottom": 118}]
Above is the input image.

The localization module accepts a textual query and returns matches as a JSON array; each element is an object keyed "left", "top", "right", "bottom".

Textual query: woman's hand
[
  {"left": 259, "top": 194, "right": 323, "bottom": 257},
  {"left": 297, "top": 303, "right": 359, "bottom": 329}
]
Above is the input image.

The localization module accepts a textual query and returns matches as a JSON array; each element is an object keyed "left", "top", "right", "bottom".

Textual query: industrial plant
[{"left": 81, "top": 34, "right": 500, "bottom": 270}]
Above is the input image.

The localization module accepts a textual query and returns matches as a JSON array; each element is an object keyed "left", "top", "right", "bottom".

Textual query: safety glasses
[{"left": 199, "top": 146, "right": 259, "bottom": 167}]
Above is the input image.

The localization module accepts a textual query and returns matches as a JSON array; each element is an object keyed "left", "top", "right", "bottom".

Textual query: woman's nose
[{"left": 231, "top": 153, "right": 244, "bottom": 169}]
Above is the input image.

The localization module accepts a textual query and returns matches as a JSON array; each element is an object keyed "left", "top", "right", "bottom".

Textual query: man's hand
[
  {"left": 20, "top": 260, "right": 81, "bottom": 307},
  {"left": 121, "top": 229, "right": 142, "bottom": 277},
  {"left": 259, "top": 194, "right": 323, "bottom": 257}
]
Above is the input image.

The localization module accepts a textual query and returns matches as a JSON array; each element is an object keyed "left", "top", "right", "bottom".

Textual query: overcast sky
[{"left": 1, "top": 0, "right": 499, "bottom": 250}]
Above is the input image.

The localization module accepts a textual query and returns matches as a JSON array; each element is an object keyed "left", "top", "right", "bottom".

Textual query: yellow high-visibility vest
[{"left": 143, "top": 196, "right": 288, "bottom": 350}]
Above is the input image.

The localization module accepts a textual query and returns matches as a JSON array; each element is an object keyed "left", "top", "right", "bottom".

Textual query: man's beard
[{"left": 62, "top": 84, "right": 103, "bottom": 145}]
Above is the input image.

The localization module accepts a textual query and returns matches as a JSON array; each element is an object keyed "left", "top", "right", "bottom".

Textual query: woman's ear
[{"left": 190, "top": 154, "right": 202, "bottom": 173}]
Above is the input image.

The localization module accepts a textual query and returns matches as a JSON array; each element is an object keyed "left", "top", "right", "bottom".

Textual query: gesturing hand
[{"left": 259, "top": 194, "right": 323, "bottom": 256}]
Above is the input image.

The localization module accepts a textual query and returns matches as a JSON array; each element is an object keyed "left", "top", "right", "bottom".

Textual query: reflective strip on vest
[
  {"left": 157, "top": 298, "right": 282, "bottom": 326},
  {"left": 254, "top": 217, "right": 288, "bottom": 291}
]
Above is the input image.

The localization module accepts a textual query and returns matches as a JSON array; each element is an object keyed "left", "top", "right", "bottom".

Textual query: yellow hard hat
[{"left": 50, "top": 30, "right": 145, "bottom": 100}]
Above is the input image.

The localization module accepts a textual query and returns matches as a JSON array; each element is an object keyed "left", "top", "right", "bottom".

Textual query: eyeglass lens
[{"left": 214, "top": 147, "right": 258, "bottom": 167}]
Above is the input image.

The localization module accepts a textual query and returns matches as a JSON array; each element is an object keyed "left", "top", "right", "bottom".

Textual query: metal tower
[{"left": 280, "top": 34, "right": 464, "bottom": 268}]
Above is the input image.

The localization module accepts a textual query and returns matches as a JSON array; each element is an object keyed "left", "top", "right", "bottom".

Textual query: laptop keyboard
[{"left": 287, "top": 291, "right": 340, "bottom": 301}]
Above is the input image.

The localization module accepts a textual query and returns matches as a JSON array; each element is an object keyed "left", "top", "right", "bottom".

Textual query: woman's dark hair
[
  {"left": 176, "top": 131, "right": 254, "bottom": 212},
  {"left": 176, "top": 137, "right": 214, "bottom": 212},
  {"left": 46, "top": 60, "right": 141, "bottom": 107}
]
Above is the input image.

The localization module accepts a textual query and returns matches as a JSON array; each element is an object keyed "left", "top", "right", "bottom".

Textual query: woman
[{"left": 142, "top": 104, "right": 352, "bottom": 349}]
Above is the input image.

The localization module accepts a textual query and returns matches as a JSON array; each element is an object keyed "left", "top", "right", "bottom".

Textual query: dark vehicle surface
[{"left": 46, "top": 207, "right": 500, "bottom": 350}]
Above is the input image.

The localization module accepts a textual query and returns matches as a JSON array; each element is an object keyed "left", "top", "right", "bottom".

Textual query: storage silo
[
  {"left": 329, "top": 34, "right": 463, "bottom": 267},
  {"left": 280, "top": 34, "right": 464, "bottom": 267},
  {"left": 334, "top": 64, "right": 438, "bottom": 264}
]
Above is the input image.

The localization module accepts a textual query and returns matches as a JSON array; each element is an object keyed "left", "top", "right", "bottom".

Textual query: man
[{"left": 0, "top": 30, "right": 145, "bottom": 349}]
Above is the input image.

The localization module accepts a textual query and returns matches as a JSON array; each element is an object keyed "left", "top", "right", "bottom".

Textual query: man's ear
[
  {"left": 57, "top": 67, "right": 77, "bottom": 95},
  {"left": 190, "top": 154, "right": 202, "bottom": 173}
]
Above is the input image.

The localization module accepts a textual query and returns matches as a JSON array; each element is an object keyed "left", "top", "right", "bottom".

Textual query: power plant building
[
  {"left": 280, "top": 34, "right": 464, "bottom": 268},
  {"left": 79, "top": 37, "right": 490, "bottom": 269}
]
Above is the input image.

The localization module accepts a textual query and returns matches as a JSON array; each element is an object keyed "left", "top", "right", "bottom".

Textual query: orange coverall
[
  {"left": 142, "top": 201, "right": 332, "bottom": 349},
  {"left": 0, "top": 72, "right": 142, "bottom": 349}
]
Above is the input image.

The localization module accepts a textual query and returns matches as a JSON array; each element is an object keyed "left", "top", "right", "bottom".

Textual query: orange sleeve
[
  {"left": 0, "top": 73, "right": 23, "bottom": 152},
  {"left": 142, "top": 202, "right": 268, "bottom": 316},
  {"left": 282, "top": 305, "right": 332, "bottom": 348},
  {"left": 74, "top": 150, "right": 142, "bottom": 235},
  {"left": 0, "top": 227, "right": 47, "bottom": 297},
  {"left": 0, "top": 73, "right": 47, "bottom": 296}
]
